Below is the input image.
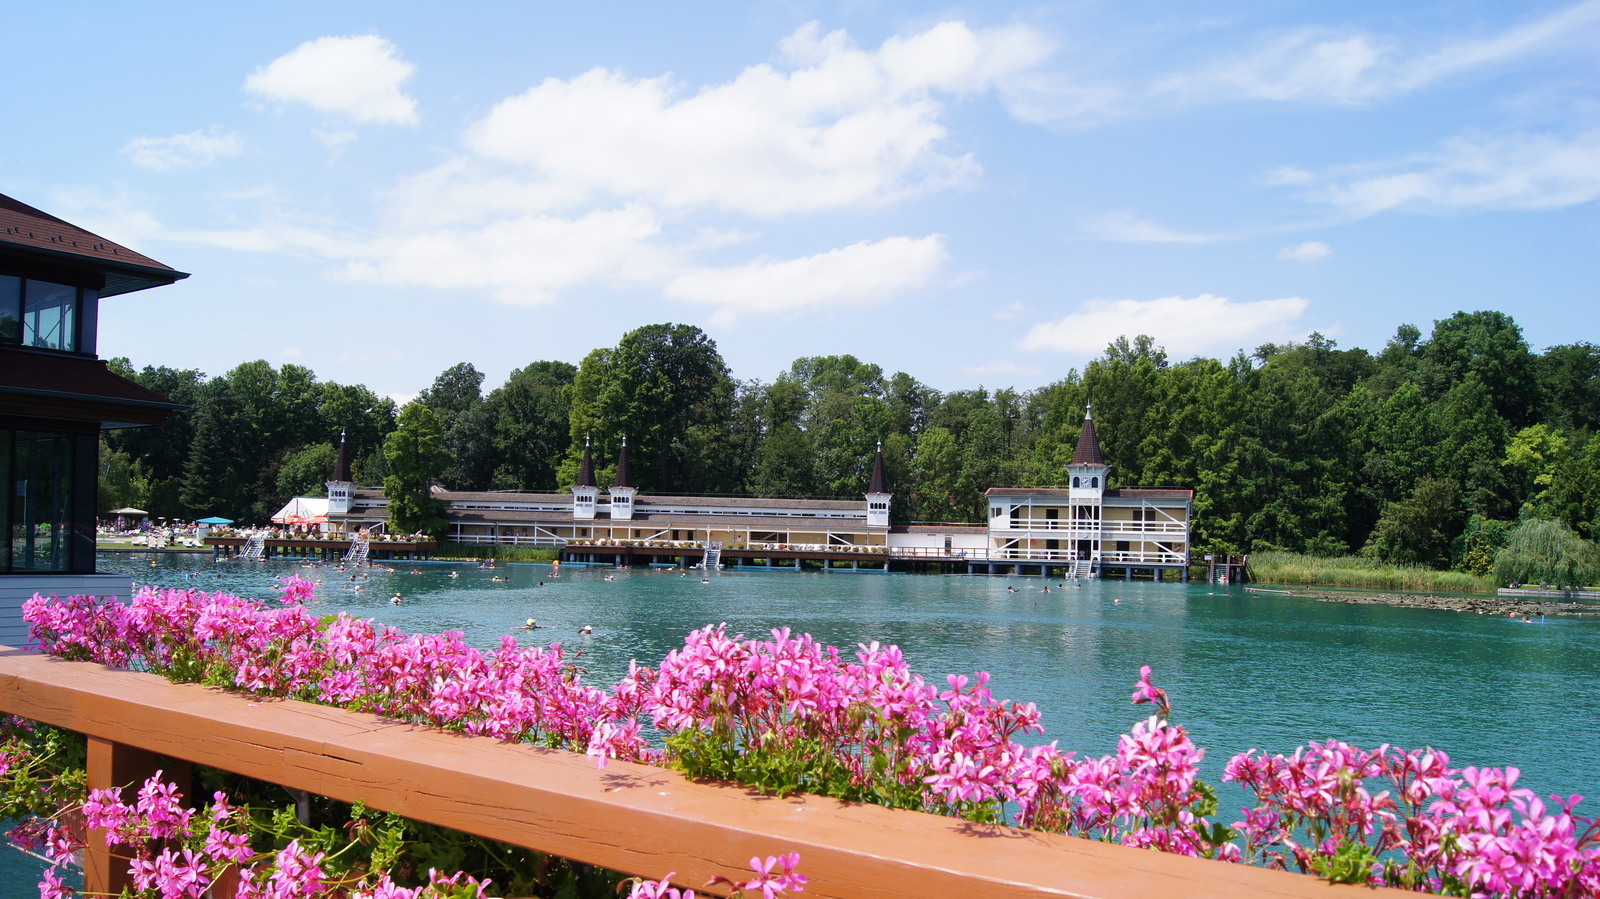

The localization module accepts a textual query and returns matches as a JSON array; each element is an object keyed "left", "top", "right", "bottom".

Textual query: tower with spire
[
  {"left": 326, "top": 429, "right": 354, "bottom": 515},
  {"left": 609, "top": 436, "right": 636, "bottom": 521},
  {"left": 865, "top": 441, "right": 891, "bottom": 529},
  {"left": 572, "top": 435, "right": 599, "bottom": 520},
  {"left": 1066, "top": 405, "right": 1109, "bottom": 566}
]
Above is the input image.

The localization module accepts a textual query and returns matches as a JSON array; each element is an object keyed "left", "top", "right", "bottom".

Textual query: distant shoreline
[{"left": 1253, "top": 587, "right": 1600, "bottom": 617}]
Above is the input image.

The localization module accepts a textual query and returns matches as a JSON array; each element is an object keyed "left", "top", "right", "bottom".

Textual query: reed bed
[{"left": 1248, "top": 551, "right": 1495, "bottom": 593}]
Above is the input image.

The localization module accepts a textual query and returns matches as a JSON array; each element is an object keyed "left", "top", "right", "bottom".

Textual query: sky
[{"left": 3, "top": 1, "right": 1596, "bottom": 402}]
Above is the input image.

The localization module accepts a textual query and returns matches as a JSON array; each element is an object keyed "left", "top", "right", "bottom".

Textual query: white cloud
[
  {"left": 121, "top": 128, "right": 243, "bottom": 170},
  {"left": 961, "top": 360, "right": 1041, "bottom": 380},
  {"left": 1278, "top": 241, "right": 1332, "bottom": 262},
  {"left": 338, "top": 206, "right": 667, "bottom": 305},
  {"left": 314, "top": 129, "right": 359, "bottom": 156},
  {"left": 1154, "top": 1, "right": 1600, "bottom": 106},
  {"left": 1021, "top": 294, "right": 1311, "bottom": 358},
  {"left": 993, "top": 301, "right": 1028, "bottom": 321},
  {"left": 1083, "top": 210, "right": 1230, "bottom": 244},
  {"left": 664, "top": 235, "right": 947, "bottom": 326},
  {"left": 245, "top": 35, "right": 419, "bottom": 125},
  {"left": 1304, "top": 129, "right": 1600, "bottom": 217},
  {"left": 462, "top": 21, "right": 1048, "bottom": 217}
]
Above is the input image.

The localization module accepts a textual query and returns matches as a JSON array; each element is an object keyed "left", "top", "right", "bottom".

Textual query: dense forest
[{"left": 102, "top": 312, "right": 1600, "bottom": 575}]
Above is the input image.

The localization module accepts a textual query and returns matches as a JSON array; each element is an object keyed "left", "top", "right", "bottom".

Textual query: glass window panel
[
  {"left": 12, "top": 431, "right": 73, "bottom": 572},
  {"left": 22, "top": 280, "right": 77, "bottom": 351},
  {"left": 0, "top": 275, "right": 19, "bottom": 343},
  {"left": 0, "top": 431, "right": 9, "bottom": 572}
]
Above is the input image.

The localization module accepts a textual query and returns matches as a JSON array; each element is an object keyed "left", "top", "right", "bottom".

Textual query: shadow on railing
[{"left": 0, "top": 647, "right": 1397, "bottom": 899}]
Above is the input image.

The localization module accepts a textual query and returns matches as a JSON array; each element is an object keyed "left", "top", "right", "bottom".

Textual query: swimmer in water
[
  {"left": 578, "top": 625, "right": 594, "bottom": 635},
  {"left": 390, "top": 593, "right": 402, "bottom": 605}
]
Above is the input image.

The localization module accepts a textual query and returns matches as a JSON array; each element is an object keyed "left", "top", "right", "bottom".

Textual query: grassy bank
[
  {"left": 1249, "top": 551, "right": 1495, "bottom": 593},
  {"left": 431, "top": 542, "right": 560, "bottom": 564}
]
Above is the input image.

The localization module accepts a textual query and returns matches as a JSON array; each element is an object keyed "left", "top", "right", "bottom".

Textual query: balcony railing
[
  {"left": 995, "top": 520, "right": 1188, "bottom": 535},
  {"left": 0, "top": 647, "right": 1393, "bottom": 899}
]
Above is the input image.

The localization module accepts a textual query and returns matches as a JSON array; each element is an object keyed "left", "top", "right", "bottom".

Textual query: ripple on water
[{"left": 101, "top": 554, "right": 1600, "bottom": 802}]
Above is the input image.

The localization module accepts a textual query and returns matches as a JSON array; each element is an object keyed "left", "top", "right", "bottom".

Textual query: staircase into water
[
  {"left": 1072, "top": 557, "right": 1093, "bottom": 579},
  {"left": 241, "top": 533, "right": 266, "bottom": 562},
  {"left": 343, "top": 533, "right": 370, "bottom": 566},
  {"left": 703, "top": 542, "right": 722, "bottom": 569}
]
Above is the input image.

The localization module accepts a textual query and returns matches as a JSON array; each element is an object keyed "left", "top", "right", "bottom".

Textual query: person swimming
[
  {"left": 390, "top": 593, "right": 402, "bottom": 605},
  {"left": 578, "top": 625, "right": 594, "bottom": 635}
]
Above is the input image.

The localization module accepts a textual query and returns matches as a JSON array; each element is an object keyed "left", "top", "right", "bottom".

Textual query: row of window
[{"left": 0, "top": 276, "right": 90, "bottom": 352}]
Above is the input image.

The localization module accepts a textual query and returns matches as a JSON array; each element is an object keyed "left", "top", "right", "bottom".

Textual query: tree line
[{"left": 102, "top": 313, "right": 1600, "bottom": 575}]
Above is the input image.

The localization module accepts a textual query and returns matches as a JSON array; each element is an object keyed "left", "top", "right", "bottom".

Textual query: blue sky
[{"left": 4, "top": 1, "right": 1596, "bottom": 400}]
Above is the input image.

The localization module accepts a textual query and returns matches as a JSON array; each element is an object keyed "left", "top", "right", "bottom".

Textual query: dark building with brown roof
[{"left": 0, "top": 192, "right": 187, "bottom": 642}]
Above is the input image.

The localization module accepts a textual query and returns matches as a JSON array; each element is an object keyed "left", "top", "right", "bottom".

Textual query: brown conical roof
[
  {"left": 331, "top": 429, "right": 351, "bottom": 482},
  {"left": 614, "top": 436, "right": 634, "bottom": 489},
  {"left": 867, "top": 442, "right": 889, "bottom": 494},
  {"left": 1069, "top": 407, "right": 1104, "bottom": 466},
  {"left": 576, "top": 435, "right": 597, "bottom": 488}
]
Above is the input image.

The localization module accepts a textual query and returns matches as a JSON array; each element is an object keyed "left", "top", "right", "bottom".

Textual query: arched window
[
  {"left": 1071, "top": 476, "right": 1080, "bottom": 488},
  {"left": 1090, "top": 477, "right": 1099, "bottom": 488}
]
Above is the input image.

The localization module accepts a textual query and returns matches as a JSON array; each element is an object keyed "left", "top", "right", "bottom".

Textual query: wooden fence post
[{"left": 84, "top": 736, "right": 191, "bottom": 897}]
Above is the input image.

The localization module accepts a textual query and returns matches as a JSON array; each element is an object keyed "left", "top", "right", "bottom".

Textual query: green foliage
[
  {"left": 1493, "top": 518, "right": 1600, "bottom": 587},
  {"left": 275, "top": 442, "right": 337, "bottom": 500},
  {"left": 1362, "top": 477, "right": 1460, "bottom": 568},
  {"left": 104, "top": 311, "right": 1600, "bottom": 558},
  {"left": 384, "top": 403, "right": 451, "bottom": 538},
  {"left": 1456, "top": 515, "right": 1514, "bottom": 576}
]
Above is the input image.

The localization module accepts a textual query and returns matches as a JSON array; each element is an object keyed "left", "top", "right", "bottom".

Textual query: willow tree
[{"left": 1493, "top": 518, "right": 1600, "bottom": 587}]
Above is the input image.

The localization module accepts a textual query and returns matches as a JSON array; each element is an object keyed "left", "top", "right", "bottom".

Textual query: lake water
[{"left": 5, "top": 551, "right": 1597, "bottom": 893}]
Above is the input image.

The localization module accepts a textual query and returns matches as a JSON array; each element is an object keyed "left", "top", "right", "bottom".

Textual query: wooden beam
[{"left": 0, "top": 648, "right": 1400, "bottom": 899}]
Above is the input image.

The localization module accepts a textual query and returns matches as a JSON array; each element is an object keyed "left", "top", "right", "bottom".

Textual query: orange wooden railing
[{"left": 0, "top": 647, "right": 1398, "bottom": 898}]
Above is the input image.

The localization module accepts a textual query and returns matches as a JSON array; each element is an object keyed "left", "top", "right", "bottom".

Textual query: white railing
[
  {"left": 997, "top": 520, "right": 1188, "bottom": 535},
  {"left": 240, "top": 532, "right": 267, "bottom": 561},
  {"left": 342, "top": 532, "right": 370, "bottom": 566}
]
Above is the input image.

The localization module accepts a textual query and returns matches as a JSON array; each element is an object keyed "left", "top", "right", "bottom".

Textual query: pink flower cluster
[
  {"left": 65, "top": 770, "right": 495, "bottom": 898},
  {"left": 1226, "top": 742, "right": 1600, "bottom": 895},
  {"left": 22, "top": 587, "right": 1600, "bottom": 897},
  {"left": 24, "top": 579, "right": 631, "bottom": 752},
  {"left": 630, "top": 852, "right": 806, "bottom": 899}
]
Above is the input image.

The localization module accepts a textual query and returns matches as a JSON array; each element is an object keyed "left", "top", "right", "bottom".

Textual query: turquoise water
[
  {"left": 97, "top": 552, "right": 1600, "bottom": 799},
  {"left": 6, "top": 552, "right": 1597, "bottom": 892}
]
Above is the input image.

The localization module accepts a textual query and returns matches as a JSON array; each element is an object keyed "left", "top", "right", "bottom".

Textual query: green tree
[
  {"left": 275, "top": 443, "right": 338, "bottom": 500},
  {"left": 1419, "top": 310, "right": 1542, "bottom": 429},
  {"left": 1362, "top": 476, "right": 1460, "bottom": 568},
  {"left": 1535, "top": 342, "right": 1600, "bottom": 432},
  {"left": 491, "top": 361, "right": 576, "bottom": 491},
  {"left": 383, "top": 403, "right": 451, "bottom": 538},
  {"left": 420, "top": 363, "right": 492, "bottom": 490},
  {"left": 1457, "top": 514, "right": 1514, "bottom": 576},
  {"left": 320, "top": 383, "right": 398, "bottom": 470},
  {"left": 180, "top": 386, "right": 250, "bottom": 520},
  {"left": 98, "top": 436, "right": 148, "bottom": 515},
  {"left": 1493, "top": 518, "right": 1600, "bottom": 587},
  {"left": 909, "top": 426, "right": 963, "bottom": 521},
  {"left": 561, "top": 323, "right": 732, "bottom": 493}
]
